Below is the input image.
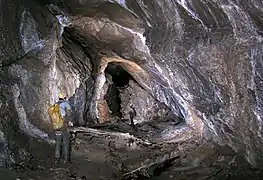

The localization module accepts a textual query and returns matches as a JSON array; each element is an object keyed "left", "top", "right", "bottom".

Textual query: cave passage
[{"left": 105, "top": 63, "right": 133, "bottom": 117}]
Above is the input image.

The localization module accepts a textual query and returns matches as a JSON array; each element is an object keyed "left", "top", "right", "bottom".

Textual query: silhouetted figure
[{"left": 129, "top": 104, "right": 137, "bottom": 130}]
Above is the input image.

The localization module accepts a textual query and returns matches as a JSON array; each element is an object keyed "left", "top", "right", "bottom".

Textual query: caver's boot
[{"left": 62, "top": 157, "right": 69, "bottom": 164}]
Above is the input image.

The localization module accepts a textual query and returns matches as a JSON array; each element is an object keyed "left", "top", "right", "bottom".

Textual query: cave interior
[
  {"left": 0, "top": 0, "right": 263, "bottom": 179},
  {"left": 105, "top": 63, "right": 130, "bottom": 118}
]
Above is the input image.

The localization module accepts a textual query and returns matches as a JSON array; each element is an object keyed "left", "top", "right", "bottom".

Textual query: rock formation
[{"left": 1, "top": 0, "right": 263, "bottom": 178}]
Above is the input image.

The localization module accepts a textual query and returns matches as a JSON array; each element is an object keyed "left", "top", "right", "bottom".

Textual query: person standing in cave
[
  {"left": 129, "top": 104, "right": 137, "bottom": 130},
  {"left": 54, "top": 93, "right": 73, "bottom": 165}
]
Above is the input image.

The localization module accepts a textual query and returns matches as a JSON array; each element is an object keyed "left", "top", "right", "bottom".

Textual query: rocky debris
[
  {"left": 3, "top": 127, "right": 260, "bottom": 180},
  {"left": 1, "top": 0, "right": 263, "bottom": 178},
  {"left": 121, "top": 146, "right": 181, "bottom": 179},
  {"left": 70, "top": 126, "right": 152, "bottom": 148}
]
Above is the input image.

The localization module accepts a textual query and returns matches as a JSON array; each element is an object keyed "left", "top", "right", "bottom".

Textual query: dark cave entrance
[{"left": 105, "top": 63, "right": 133, "bottom": 117}]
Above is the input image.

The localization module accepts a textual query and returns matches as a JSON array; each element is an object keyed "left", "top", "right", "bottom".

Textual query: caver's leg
[
  {"left": 55, "top": 131, "right": 62, "bottom": 160},
  {"left": 62, "top": 130, "right": 70, "bottom": 162}
]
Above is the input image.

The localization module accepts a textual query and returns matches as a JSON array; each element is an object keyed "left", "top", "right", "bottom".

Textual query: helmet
[{"left": 58, "top": 93, "right": 64, "bottom": 99}]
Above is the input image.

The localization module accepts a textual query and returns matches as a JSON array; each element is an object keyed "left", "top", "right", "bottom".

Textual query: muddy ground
[{"left": 1, "top": 121, "right": 263, "bottom": 180}]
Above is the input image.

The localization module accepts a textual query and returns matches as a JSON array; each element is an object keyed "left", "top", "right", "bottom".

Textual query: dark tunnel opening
[
  {"left": 106, "top": 63, "right": 131, "bottom": 87},
  {"left": 105, "top": 63, "right": 133, "bottom": 117}
]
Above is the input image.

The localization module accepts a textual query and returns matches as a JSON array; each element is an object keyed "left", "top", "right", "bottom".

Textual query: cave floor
[{"left": 1, "top": 121, "right": 263, "bottom": 180}]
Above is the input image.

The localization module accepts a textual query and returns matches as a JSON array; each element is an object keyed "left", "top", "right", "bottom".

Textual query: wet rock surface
[{"left": 1, "top": 0, "right": 263, "bottom": 179}]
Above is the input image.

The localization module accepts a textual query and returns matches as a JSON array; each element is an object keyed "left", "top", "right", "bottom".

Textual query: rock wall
[
  {"left": 0, "top": 0, "right": 263, "bottom": 167},
  {"left": 119, "top": 79, "right": 173, "bottom": 124},
  {"left": 56, "top": 0, "right": 263, "bottom": 166},
  {"left": 0, "top": 0, "right": 95, "bottom": 165}
]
